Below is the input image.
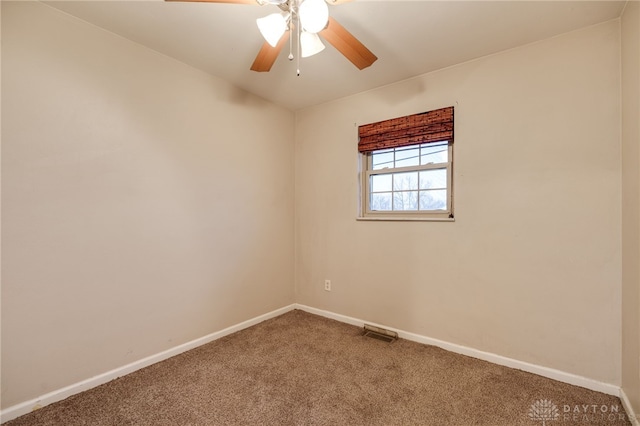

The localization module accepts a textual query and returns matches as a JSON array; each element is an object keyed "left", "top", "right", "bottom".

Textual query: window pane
[
  {"left": 365, "top": 141, "right": 452, "bottom": 217},
  {"left": 420, "top": 143, "right": 448, "bottom": 165},
  {"left": 395, "top": 146, "right": 420, "bottom": 168},
  {"left": 393, "top": 172, "right": 418, "bottom": 191},
  {"left": 393, "top": 191, "right": 419, "bottom": 211},
  {"left": 372, "top": 150, "right": 394, "bottom": 170},
  {"left": 371, "top": 174, "right": 392, "bottom": 192},
  {"left": 371, "top": 193, "right": 392, "bottom": 211},
  {"left": 419, "top": 190, "right": 447, "bottom": 210},
  {"left": 419, "top": 169, "right": 447, "bottom": 190}
]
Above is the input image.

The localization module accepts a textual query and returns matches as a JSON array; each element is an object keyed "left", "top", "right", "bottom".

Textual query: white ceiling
[{"left": 43, "top": 0, "right": 626, "bottom": 111}]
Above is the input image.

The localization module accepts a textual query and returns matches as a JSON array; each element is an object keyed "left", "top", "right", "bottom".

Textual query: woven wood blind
[{"left": 358, "top": 106, "right": 454, "bottom": 153}]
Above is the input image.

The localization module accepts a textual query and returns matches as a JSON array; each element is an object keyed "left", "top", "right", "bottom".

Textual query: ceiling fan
[{"left": 165, "top": 0, "right": 377, "bottom": 73}]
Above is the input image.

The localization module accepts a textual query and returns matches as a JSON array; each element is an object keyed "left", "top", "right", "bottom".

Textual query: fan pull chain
[
  {"left": 296, "top": 13, "right": 301, "bottom": 76},
  {"left": 288, "top": 20, "right": 293, "bottom": 61}
]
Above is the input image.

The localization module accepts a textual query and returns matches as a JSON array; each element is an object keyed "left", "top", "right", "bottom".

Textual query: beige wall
[
  {"left": 622, "top": 0, "right": 640, "bottom": 414},
  {"left": 295, "top": 20, "right": 622, "bottom": 385},
  {"left": 1, "top": 2, "right": 295, "bottom": 408}
]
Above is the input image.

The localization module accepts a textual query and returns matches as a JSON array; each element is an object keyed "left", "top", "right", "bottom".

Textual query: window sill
[{"left": 356, "top": 216, "right": 455, "bottom": 222}]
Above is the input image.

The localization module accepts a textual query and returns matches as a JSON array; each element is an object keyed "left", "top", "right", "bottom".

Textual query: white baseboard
[
  {"left": 0, "top": 304, "right": 296, "bottom": 423},
  {"left": 1, "top": 303, "right": 624, "bottom": 423},
  {"left": 621, "top": 388, "right": 640, "bottom": 426},
  {"left": 295, "top": 304, "right": 621, "bottom": 397}
]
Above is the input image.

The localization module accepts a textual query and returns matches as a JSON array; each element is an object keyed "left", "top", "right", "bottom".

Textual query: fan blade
[
  {"left": 250, "top": 32, "right": 289, "bottom": 72},
  {"left": 320, "top": 17, "right": 377, "bottom": 70},
  {"left": 165, "top": 0, "right": 258, "bottom": 4},
  {"left": 325, "top": 0, "right": 354, "bottom": 4}
]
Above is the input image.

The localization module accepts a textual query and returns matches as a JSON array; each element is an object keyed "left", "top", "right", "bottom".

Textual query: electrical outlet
[{"left": 324, "top": 279, "right": 331, "bottom": 291}]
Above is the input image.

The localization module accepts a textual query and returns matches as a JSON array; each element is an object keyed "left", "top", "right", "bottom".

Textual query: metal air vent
[{"left": 363, "top": 324, "right": 398, "bottom": 343}]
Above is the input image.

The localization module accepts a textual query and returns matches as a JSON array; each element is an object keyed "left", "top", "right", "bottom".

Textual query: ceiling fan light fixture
[
  {"left": 300, "top": 31, "right": 325, "bottom": 58},
  {"left": 298, "top": 0, "right": 329, "bottom": 34},
  {"left": 257, "top": 12, "right": 289, "bottom": 47}
]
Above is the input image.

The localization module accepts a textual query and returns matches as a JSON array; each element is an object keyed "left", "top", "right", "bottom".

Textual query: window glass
[
  {"left": 393, "top": 172, "right": 419, "bottom": 191},
  {"left": 372, "top": 149, "right": 394, "bottom": 170},
  {"left": 419, "top": 190, "right": 447, "bottom": 210},
  {"left": 362, "top": 141, "right": 452, "bottom": 218},
  {"left": 371, "top": 174, "right": 392, "bottom": 192},
  {"left": 395, "top": 146, "right": 420, "bottom": 168},
  {"left": 420, "top": 144, "right": 448, "bottom": 165},
  {"left": 419, "top": 169, "right": 447, "bottom": 190}
]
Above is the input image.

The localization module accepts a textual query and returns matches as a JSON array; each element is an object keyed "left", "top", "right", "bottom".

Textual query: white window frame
[{"left": 359, "top": 142, "right": 454, "bottom": 221}]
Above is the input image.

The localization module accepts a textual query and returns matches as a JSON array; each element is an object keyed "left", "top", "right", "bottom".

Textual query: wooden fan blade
[
  {"left": 250, "top": 32, "right": 289, "bottom": 72},
  {"left": 320, "top": 17, "right": 377, "bottom": 70},
  {"left": 165, "top": 0, "right": 258, "bottom": 4}
]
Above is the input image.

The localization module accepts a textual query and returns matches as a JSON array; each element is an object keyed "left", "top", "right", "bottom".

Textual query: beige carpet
[{"left": 3, "top": 310, "right": 631, "bottom": 425}]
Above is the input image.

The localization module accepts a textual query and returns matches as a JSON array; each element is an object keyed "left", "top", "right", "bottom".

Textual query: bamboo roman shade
[{"left": 358, "top": 106, "right": 454, "bottom": 153}]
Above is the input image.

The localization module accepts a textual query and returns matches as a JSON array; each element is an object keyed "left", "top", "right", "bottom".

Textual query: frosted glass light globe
[
  {"left": 300, "top": 31, "right": 325, "bottom": 57},
  {"left": 299, "top": 0, "right": 329, "bottom": 34},
  {"left": 257, "top": 13, "right": 288, "bottom": 47}
]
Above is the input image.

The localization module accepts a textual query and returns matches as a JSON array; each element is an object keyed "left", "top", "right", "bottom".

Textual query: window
[
  {"left": 358, "top": 106, "right": 454, "bottom": 220},
  {"left": 365, "top": 141, "right": 452, "bottom": 214}
]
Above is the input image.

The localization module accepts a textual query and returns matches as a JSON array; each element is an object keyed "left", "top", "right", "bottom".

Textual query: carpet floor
[{"left": 3, "top": 310, "right": 631, "bottom": 425}]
